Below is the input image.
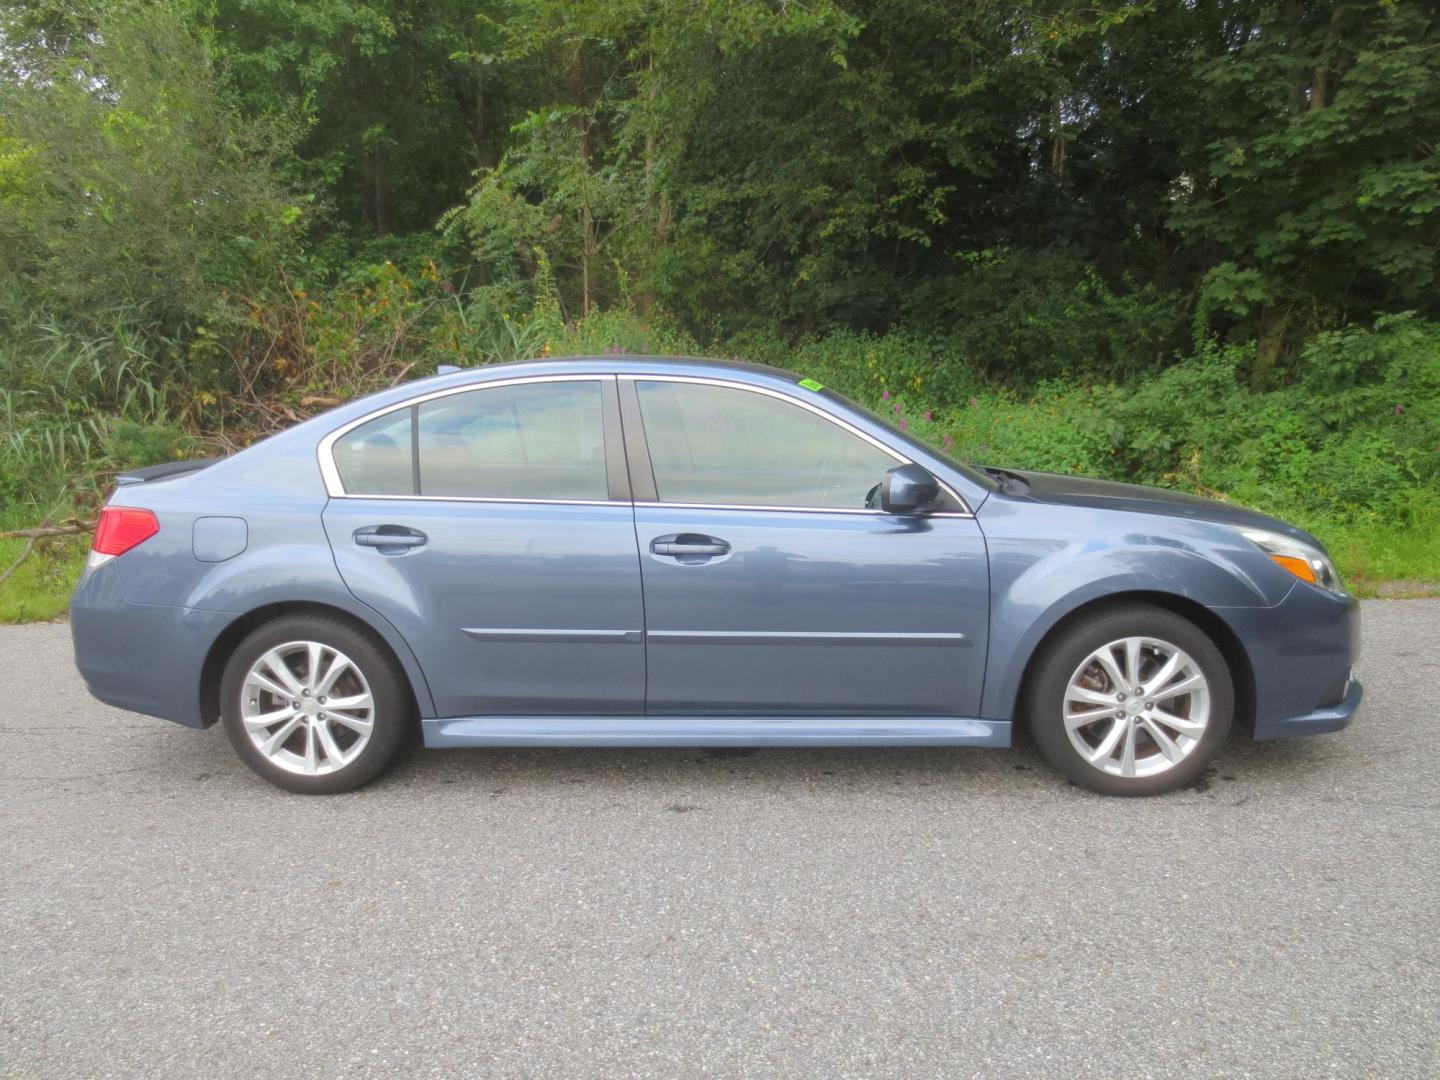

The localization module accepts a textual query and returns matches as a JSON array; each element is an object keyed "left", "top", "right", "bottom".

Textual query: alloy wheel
[
  {"left": 1062, "top": 636, "right": 1211, "bottom": 779},
  {"left": 239, "top": 640, "right": 376, "bottom": 776}
]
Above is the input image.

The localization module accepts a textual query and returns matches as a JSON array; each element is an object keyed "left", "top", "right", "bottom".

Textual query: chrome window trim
[
  {"left": 326, "top": 494, "right": 619, "bottom": 508},
  {"left": 317, "top": 369, "right": 975, "bottom": 517},
  {"left": 620, "top": 373, "right": 974, "bottom": 516},
  {"left": 317, "top": 374, "right": 614, "bottom": 499},
  {"left": 632, "top": 501, "right": 973, "bottom": 519}
]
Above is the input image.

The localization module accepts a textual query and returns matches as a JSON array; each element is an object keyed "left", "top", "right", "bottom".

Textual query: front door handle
[
  {"left": 353, "top": 526, "right": 428, "bottom": 552},
  {"left": 650, "top": 534, "right": 730, "bottom": 558}
]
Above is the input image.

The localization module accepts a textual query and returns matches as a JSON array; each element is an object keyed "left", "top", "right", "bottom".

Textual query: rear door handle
[
  {"left": 650, "top": 534, "right": 730, "bottom": 558},
  {"left": 353, "top": 526, "right": 428, "bottom": 552}
]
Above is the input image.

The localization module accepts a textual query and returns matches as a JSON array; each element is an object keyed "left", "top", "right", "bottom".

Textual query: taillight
[{"left": 92, "top": 507, "right": 160, "bottom": 557}]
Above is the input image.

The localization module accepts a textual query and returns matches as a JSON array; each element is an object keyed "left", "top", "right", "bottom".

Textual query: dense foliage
[{"left": 1, "top": 0, "right": 1438, "bottom": 614}]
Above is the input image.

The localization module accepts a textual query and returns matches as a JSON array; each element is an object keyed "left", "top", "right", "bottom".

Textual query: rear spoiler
[{"left": 114, "top": 457, "right": 223, "bottom": 487}]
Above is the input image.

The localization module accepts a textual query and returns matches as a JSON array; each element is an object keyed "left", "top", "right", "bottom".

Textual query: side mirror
[{"left": 880, "top": 463, "right": 940, "bottom": 514}]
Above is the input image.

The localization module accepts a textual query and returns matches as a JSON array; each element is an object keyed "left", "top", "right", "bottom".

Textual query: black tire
[
  {"left": 1024, "top": 604, "right": 1234, "bottom": 796},
  {"left": 220, "top": 613, "right": 413, "bottom": 794}
]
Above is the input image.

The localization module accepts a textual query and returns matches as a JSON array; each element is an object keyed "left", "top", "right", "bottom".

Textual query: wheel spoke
[
  {"left": 1088, "top": 716, "right": 1127, "bottom": 764},
  {"left": 1142, "top": 651, "right": 1183, "bottom": 696},
  {"left": 1122, "top": 637, "right": 1144, "bottom": 688},
  {"left": 259, "top": 650, "right": 305, "bottom": 696},
  {"left": 244, "top": 706, "right": 297, "bottom": 732},
  {"left": 315, "top": 654, "right": 353, "bottom": 697},
  {"left": 1152, "top": 674, "right": 1204, "bottom": 703},
  {"left": 259, "top": 714, "right": 304, "bottom": 758},
  {"left": 1149, "top": 707, "right": 1205, "bottom": 738},
  {"left": 324, "top": 691, "right": 371, "bottom": 713},
  {"left": 302, "top": 723, "right": 318, "bottom": 774},
  {"left": 315, "top": 719, "right": 347, "bottom": 768},
  {"left": 1118, "top": 722, "right": 1138, "bottom": 777},
  {"left": 1067, "top": 685, "right": 1118, "bottom": 708},
  {"left": 1065, "top": 706, "right": 1117, "bottom": 731},
  {"left": 246, "top": 670, "right": 293, "bottom": 701},
  {"left": 1141, "top": 717, "right": 1184, "bottom": 762},
  {"left": 327, "top": 709, "right": 373, "bottom": 736},
  {"left": 1092, "top": 647, "right": 1127, "bottom": 691},
  {"left": 305, "top": 642, "right": 325, "bottom": 690}
]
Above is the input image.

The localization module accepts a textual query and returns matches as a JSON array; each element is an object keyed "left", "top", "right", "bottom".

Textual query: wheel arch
[
  {"left": 198, "top": 599, "right": 434, "bottom": 728},
  {"left": 1004, "top": 591, "right": 1255, "bottom": 736}
]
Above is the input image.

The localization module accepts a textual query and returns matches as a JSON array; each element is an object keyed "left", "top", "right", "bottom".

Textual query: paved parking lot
[{"left": 2, "top": 600, "right": 1438, "bottom": 1078}]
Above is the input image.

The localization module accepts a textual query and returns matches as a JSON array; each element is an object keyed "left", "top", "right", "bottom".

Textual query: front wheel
[
  {"left": 1024, "top": 605, "right": 1234, "bottom": 796},
  {"left": 220, "top": 614, "right": 413, "bottom": 794}
]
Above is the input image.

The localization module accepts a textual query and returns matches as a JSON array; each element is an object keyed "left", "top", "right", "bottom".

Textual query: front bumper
[
  {"left": 1255, "top": 673, "right": 1362, "bottom": 739},
  {"left": 70, "top": 560, "right": 231, "bottom": 728},
  {"left": 1225, "top": 582, "right": 1362, "bottom": 741}
]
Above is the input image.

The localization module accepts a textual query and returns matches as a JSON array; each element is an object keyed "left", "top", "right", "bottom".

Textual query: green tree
[
  {"left": 208, "top": 0, "right": 525, "bottom": 237},
  {"left": 0, "top": 1, "right": 297, "bottom": 326},
  {"left": 1172, "top": 1, "right": 1440, "bottom": 386}
]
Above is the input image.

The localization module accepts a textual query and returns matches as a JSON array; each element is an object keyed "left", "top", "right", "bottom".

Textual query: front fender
[{"left": 976, "top": 498, "right": 1294, "bottom": 720}]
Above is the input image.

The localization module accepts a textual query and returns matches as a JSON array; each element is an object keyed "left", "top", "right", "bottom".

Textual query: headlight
[{"left": 1240, "top": 528, "right": 1345, "bottom": 594}]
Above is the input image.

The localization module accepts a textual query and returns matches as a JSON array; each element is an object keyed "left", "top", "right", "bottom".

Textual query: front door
[
  {"left": 322, "top": 375, "right": 644, "bottom": 717},
  {"left": 624, "top": 376, "right": 989, "bottom": 717}
]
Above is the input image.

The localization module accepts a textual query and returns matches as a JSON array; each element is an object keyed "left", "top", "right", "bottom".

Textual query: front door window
[{"left": 634, "top": 380, "right": 895, "bottom": 509}]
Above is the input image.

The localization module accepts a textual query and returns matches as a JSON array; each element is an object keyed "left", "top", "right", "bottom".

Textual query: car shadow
[
  {"left": 377, "top": 735, "right": 1058, "bottom": 796},
  {"left": 369, "top": 719, "right": 1349, "bottom": 799},
  {"left": 162, "top": 717, "right": 1348, "bottom": 801}
]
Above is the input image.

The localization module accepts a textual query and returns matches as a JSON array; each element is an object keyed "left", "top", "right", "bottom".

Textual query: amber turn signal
[{"left": 1268, "top": 553, "right": 1318, "bottom": 584}]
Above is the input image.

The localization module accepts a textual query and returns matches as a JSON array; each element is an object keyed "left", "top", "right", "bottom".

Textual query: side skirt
[{"left": 421, "top": 715, "right": 1012, "bottom": 749}]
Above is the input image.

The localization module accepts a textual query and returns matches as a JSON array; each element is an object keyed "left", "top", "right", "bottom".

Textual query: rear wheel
[
  {"left": 220, "top": 614, "right": 412, "bottom": 794},
  {"left": 1024, "top": 604, "right": 1233, "bottom": 796}
]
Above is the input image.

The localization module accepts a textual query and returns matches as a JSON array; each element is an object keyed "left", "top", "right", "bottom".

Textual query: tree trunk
[
  {"left": 570, "top": 47, "right": 596, "bottom": 317},
  {"left": 452, "top": 74, "right": 492, "bottom": 168},
  {"left": 1284, "top": 0, "right": 1307, "bottom": 114},
  {"left": 576, "top": 114, "right": 594, "bottom": 316},
  {"left": 639, "top": 55, "right": 670, "bottom": 314},
  {"left": 1252, "top": 305, "right": 1288, "bottom": 392},
  {"left": 1050, "top": 91, "right": 1066, "bottom": 181},
  {"left": 580, "top": 201, "right": 592, "bottom": 316},
  {"left": 369, "top": 153, "right": 391, "bottom": 236}
]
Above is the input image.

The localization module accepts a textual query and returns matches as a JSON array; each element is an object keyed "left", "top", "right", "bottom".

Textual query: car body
[{"left": 70, "top": 356, "right": 1362, "bottom": 794}]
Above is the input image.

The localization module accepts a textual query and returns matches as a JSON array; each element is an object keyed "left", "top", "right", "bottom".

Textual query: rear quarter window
[{"left": 332, "top": 409, "right": 415, "bottom": 496}]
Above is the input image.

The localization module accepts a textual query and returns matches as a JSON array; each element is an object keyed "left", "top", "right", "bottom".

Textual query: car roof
[{"left": 428, "top": 355, "right": 806, "bottom": 385}]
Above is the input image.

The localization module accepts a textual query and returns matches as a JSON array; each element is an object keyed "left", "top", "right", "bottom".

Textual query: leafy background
[{"left": 2, "top": 0, "right": 1438, "bottom": 618}]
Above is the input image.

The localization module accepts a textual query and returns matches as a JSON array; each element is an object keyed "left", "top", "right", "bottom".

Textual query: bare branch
[
  {"left": 0, "top": 522, "right": 95, "bottom": 541},
  {"left": 0, "top": 539, "right": 37, "bottom": 587}
]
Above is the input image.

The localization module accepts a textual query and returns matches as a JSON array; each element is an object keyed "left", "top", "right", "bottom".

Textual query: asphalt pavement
[{"left": 2, "top": 600, "right": 1438, "bottom": 1078}]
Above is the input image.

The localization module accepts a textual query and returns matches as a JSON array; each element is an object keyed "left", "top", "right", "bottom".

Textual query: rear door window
[{"left": 416, "top": 380, "right": 608, "bottom": 500}]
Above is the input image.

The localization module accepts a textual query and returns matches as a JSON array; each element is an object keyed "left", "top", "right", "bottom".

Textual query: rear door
[
  {"left": 622, "top": 376, "right": 990, "bottom": 717},
  {"left": 321, "top": 374, "right": 644, "bottom": 718}
]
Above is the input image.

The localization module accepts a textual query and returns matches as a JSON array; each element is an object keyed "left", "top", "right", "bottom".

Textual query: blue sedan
[{"left": 70, "top": 357, "right": 1362, "bottom": 795}]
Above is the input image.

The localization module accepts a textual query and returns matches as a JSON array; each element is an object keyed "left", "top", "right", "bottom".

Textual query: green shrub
[{"left": 901, "top": 251, "right": 1186, "bottom": 384}]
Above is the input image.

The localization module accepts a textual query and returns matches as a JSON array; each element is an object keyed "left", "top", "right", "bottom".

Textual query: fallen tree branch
[
  {"left": 0, "top": 521, "right": 95, "bottom": 541},
  {"left": 0, "top": 538, "right": 37, "bottom": 586}
]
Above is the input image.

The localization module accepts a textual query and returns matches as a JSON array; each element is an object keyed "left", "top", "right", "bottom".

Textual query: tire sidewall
[
  {"left": 1026, "top": 606, "right": 1234, "bottom": 796},
  {"left": 220, "top": 615, "right": 412, "bottom": 794}
]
